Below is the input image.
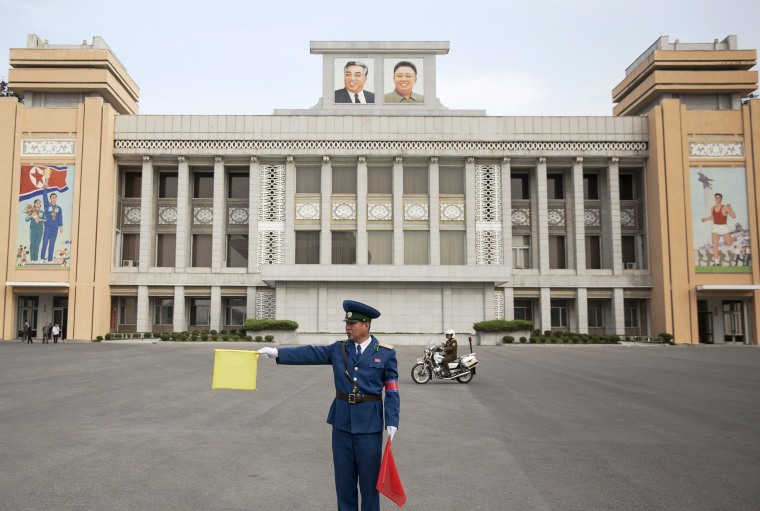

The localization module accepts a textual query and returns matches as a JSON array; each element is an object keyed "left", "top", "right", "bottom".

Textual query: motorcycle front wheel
[
  {"left": 411, "top": 363, "right": 431, "bottom": 384},
  {"left": 456, "top": 371, "right": 474, "bottom": 384}
]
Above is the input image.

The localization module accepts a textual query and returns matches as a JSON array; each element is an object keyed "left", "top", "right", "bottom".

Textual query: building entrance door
[
  {"left": 722, "top": 301, "right": 744, "bottom": 343},
  {"left": 52, "top": 296, "right": 69, "bottom": 340},
  {"left": 697, "top": 300, "right": 713, "bottom": 344}
]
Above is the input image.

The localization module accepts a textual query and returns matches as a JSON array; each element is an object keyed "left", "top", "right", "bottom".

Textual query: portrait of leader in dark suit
[{"left": 335, "top": 60, "right": 375, "bottom": 104}]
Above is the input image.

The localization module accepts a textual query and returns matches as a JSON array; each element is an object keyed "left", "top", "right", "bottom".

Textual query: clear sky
[{"left": 1, "top": 0, "right": 758, "bottom": 116}]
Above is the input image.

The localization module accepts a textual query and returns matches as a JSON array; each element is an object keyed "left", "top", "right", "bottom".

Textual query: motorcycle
[{"left": 411, "top": 336, "right": 478, "bottom": 384}]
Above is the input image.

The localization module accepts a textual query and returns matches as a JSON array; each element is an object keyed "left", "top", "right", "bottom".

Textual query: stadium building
[{"left": 1, "top": 34, "right": 758, "bottom": 344}]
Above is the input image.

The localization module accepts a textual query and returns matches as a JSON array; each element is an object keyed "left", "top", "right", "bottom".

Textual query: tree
[{"left": 0, "top": 80, "right": 23, "bottom": 102}]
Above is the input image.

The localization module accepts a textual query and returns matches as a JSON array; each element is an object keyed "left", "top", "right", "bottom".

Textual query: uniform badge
[{"left": 374, "top": 358, "right": 381, "bottom": 363}]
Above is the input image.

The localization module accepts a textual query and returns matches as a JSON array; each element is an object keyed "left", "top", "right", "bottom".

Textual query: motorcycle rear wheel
[
  {"left": 456, "top": 371, "right": 474, "bottom": 384},
  {"left": 411, "top": 363, "right": 431, "bottom": 384}
]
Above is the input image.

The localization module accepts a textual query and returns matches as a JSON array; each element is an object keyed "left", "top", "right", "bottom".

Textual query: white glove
[
  {"left": 257, "top": 347, "right": 279, "bottom": 359},
  {"left": 386, "top": 426, "right": 397, "bottom": 441}
]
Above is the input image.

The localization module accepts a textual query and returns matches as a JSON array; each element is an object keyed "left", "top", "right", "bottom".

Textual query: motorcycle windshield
[{"left": 425, "top": 340, "right": 439, "bottom": 350}]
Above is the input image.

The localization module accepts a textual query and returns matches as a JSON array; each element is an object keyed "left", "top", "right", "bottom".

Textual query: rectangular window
[
  {"left": 440, "top": 231, "right": 465, "bottom": 265},
  {"left": 156, "top": 234, "right": 176, "bottom": 267},
  {"left": 583, "top": 173, "right": 599, "bottom": 200},
  {"left": 404, "top": 231, "right": 429, "bottom": 265},
  {"left": 549, "top": 235, "right": 566, "bottom": 269},
  {"left": 585, "top": 236, "right": 602, "bottom": 269},
  {"left": 226, "top": 234, "right": 248, "bottom": 268},
  {"left": 403, "top": 167, "right": 428, "bottom": 195},
  {"left": 193, "top": 172, "right": 214, "bottom": 198},
  {"left": 367, "top": 166, "right": 392, "bottom": 194},
  {"left": 225, "top": 298, "right": 246, "bottom": 327},
  {"left": 368, "top": 231, "right": 392, "bottom": 264},
  {"left": 439, "top": 167, "right": 464, "bottom": 195},
  {"left": 624, "top": 299, "right": 640, "bottom": 328},
  {"left": 228, "top": 173, "right": 249, "bottom": 199},
  {"left": 622, "top": 236, "right": 637, "bottom": 267},
  {"left": 332, "top": 231, "right": 357, "bottom": 264},
  {"left": 512, "top": 235, "right": 531, "bottom": 269},
  {"left": 296, "top": 166, "right": 321, "bottom": 194},
  {"left": 118, "top": 297, "right": 138, "bottom": 326},
  {"left": 550, "top": 299, "right": 568, "bottom": 328},
  {"left": 511, "top": 174, "right": 530, "bottom": 200},
  {"left": 547, "top": 173, "right": 564, "bottom": 199},
  {"left": 332, "top": 166, "right": 357, "bottom": 194},
  {"left": 159, "top": 172, "right": 178, "bottom": 198},
  {"left": 619, "top": 174, "right": 634, "bottom": 201},
  {"left": 514, "top": 299, "right": 533, "bottom": 322},
  {"left": 123, "top": 171, "right": 142, "bottom": 198},
  {"left": 192, "top": 234, "right": 212, "bottom": 267},
  {"left": 189, "top": 298, "right": 210, "bottom": 326},
  {"left": 153, "top": 298, "right": 174, "bottom": 325},
  {"left": 121, "top": 233, "right": 140, "bottom": 266},
  {"left": 295, "top": 231, "right": 320, "bottom": 264},
  {"left": 588, "top": 299, "right": 605, "bottom": 328}
]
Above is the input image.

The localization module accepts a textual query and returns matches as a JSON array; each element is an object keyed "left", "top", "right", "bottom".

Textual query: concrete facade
[{"left": 1, "top": 36, "right": 758, "bottom": 344}]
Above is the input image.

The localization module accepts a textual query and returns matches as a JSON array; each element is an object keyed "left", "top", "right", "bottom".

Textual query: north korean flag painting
[{"left": 16, "top": 165, "right": 75, "bottom": 269}]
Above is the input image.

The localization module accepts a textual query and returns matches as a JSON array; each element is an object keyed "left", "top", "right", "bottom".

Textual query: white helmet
[{"left": 445, "top": 329, "right": 455, "bottom": 337}]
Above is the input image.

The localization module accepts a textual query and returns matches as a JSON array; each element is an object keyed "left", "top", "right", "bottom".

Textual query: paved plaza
[{"left": 1, "top": 341, "right": 759, "bottom": 511}]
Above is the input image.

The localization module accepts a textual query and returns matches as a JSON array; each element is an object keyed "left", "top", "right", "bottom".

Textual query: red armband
[{"left": 384, "top": 380, "right": 398, "bottom": 392}]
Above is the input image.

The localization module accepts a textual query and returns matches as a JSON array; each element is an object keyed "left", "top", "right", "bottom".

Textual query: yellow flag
[{"left": 212, "top": 349, "right": 259, "bottom": 390}]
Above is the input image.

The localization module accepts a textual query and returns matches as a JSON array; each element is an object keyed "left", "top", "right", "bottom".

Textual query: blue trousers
[
  {"left": 332, "top": 428, "right": 382, "bottom": 511},
  {"left": 29, "top": 228, "right": 42, "bottom": 261},
  {"left": 41, "top": 226, "right": 58, "bottom": 262}
]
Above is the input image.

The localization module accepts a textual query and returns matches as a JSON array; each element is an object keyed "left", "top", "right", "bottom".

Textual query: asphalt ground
[{"left": 1, "top": 341, "right": 759, "bottom": 511}]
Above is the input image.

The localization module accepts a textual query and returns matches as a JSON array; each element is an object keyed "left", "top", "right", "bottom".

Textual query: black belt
[{"left": 336, "top": 392, "right": 382, "bottom": 404}]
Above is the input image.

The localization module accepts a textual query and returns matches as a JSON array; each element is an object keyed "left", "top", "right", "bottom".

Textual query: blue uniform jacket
[
  {"left": 277, "top": 335, "right": 400, "bottom": 434},
  {"left": 42, "top": 189, "right": 63, "bottom": 229}
]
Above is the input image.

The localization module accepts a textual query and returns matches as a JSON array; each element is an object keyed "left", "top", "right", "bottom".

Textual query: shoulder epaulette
[{"left": 378, "top": 342, "right": 394, "bottom": 350}]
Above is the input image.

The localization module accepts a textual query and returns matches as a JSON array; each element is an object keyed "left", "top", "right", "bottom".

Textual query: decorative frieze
[
  {"left": 440, "top": 203, "right": 465, "bottom": 222},
  {"left": 368, "top": 203, "right": 393, "bottom": 221},
  {"left": 228, "top": 207, "right": 249, "bottom": 225},
  {"left": 122, "top": 206, "right": 141, "bottom": 225},
  {"left": 257, "top": 229, "right": 284, "bottom": 272},
  {"left": 255, "top": 290, "right": 276, "bottom": 320},
  {"left": 193, "top": 207, "right": 213, "bottom": 225},
  {"left": 404, "top": 203, "right": 429, "bottom": 221},
  {"left": 332, "top": 203, "right": 357, "bottom": 220},
  {"left": 158, "top": 207, "right": 177, "bottom": 225},
  {"left": 511, "top": 208, "right": 530, "bottom": 227},
  {"left": 295, "top": 203, "right": 320, "bottom": 220},
  {"left": 22, "top": 139, "right": 76, "bottom": 156},
  {"left": 494, "top": 290, "right": 505, "bottom": 320},
  {"left": 475, "top": 164, "right": 502, "bottom": 223},
  {"left": 548, "top": 208, "right": 566, "bottom": 227},
  {"left": 584, "top": 208, "right": 601, "bottom": 227},
  {"left": 689, "top": 142, "right": 743, "bottom": 158},
  {"left": 476, "top": 230, "right": 503, "bottom": 265},
  {"left": 259, "top": 164, "right": 285, "bottom": 222},
  {"left": 620, "top": 207, "right": 636, "bottom": 228}
]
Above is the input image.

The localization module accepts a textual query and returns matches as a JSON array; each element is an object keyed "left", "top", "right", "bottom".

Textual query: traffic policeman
[{"left": 258, "top": 300, "right": 400, "bottom": 511}]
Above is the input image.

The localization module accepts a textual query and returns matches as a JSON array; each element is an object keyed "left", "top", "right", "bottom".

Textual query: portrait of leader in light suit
[{"left": 335, "top": 60, "right": 375, "bottom": 104}]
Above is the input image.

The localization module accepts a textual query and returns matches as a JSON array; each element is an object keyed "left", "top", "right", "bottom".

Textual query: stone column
[
  {"left": 248, "top": 156, "right": 260, "bottom": 272},
  {"left": 536, "top": 158, "right": 549, "bottom": 272},
  {"left": 504, "top": 287, "right": 515, "bottom": 321},
  {"left": 501, "top": 157, "right": 513, "bottom": 269},
  {"left": 465, "top": 156, "right": 477, "bottom": 265},
  {"left": 173, "top": 285, "right": 185, "bottom": 332},
  {"left": 393, "top": 156, "right": 404, "bottom": 265},
  {"left": 429, "top": 156, "right": 440, "bottom": 265},
  {"left": 612, "top": 287, "right": 625, "bottom": 335},
  {"left": 572, "top": 157, "right": 586, "bottom": 273},
  {"left": 284, "top": 156, "right": 296, "bottom": 264},
  {"left": 175, "top": 156, "right": 190, "bottom": 270},
  {"left": 212, "top": 156, "right": 225, "bottom": 272},
  {"left": 210, "top": 286, "right": 222, "bottom": 332},
  {"left": 357, "top": 156, "right": 368, "bottom": 265},
  {"left": 576, "top": 287, "right": 588, "bottom": 334},
  {"left": 321, "top": 156, "right": 332, "bottom": 265},
  {"left": 540, "top": 287, "right": 551, "bottom": 333},
  {"left": 607, "top": 158, "right": 623, "bottom": 274},
  {"left": 247, "top": 287, "right": 257, "bottom": 323},
  {"left": 137, "top": 285, "right": 150, "bottom": 332},
  {"left": 138, "top": 156, "right": 154, "bottom": 268}
]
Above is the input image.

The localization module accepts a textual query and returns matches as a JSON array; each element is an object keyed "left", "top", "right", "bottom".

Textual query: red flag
[
  {"left": 376, "top": 438, "right": 406, "bottom": 507},
  {"left": 19, "top": 165, "right": 69, "bottom": 201}
]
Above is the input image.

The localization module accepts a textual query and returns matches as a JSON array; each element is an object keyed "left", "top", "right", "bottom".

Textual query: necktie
[
  {"left": 354, "top": 93, "right": 360, "bottom": 103},
  {"left": 357, "top": 345, "right": 362, "bottom": 357}
]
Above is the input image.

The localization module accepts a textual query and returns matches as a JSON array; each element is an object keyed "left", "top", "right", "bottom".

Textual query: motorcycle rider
[{"left": 435, "top": 329, "right": 458, "bottom": 377}]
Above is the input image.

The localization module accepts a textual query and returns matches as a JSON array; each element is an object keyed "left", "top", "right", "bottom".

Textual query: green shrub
[
  {"left": 201, "top": 334, "right": 209, "bottom": 341},
  {"left": 160, "top": 333, "right": 170, "bottom": 341},
  {"left": 192, "top": 330, "right": 200, "bottom": 336},
  {"left": 255, "top": 335, "right": 264, "bottom": 342},
  {"left": 472, "top": 320, "right": 534, "bottom": 332},
  {"left": 244, "top": 319, "right": 299, "bottom": 331},
  {"left": 544, "top": 330, "right": 552, "bottom": 336},
  {"left": 222, "top": 334, "right": 230, "bottom": 341},
  {"left": 658, "top": 332, "right": 674, "bottom": 344},
  {"left": 104, "top": 333, "right": 111, "bottom": 340},
  {"left": 533, "top": 329, "right": 541, "bottom": 336},
  {"left": 502, "top": 335, "right": 515, "bottom": 343},
  {"left": 519, "top": 336, "right": 528, "bottom": 343},
  {"left": 529, "top": 336, "right": 539, "bottom": 344},
  {"left": 95, "top": 335, "right": 103, "bottom": 341},
  {"left": 264, "top": 335, "right": 275, "bottom": 342},
  {"left": 552, "top": 330, "right": 563, "bottom": 337},
  {"left": 245, "top": 335, "right": 253, "bottom": 342}
]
